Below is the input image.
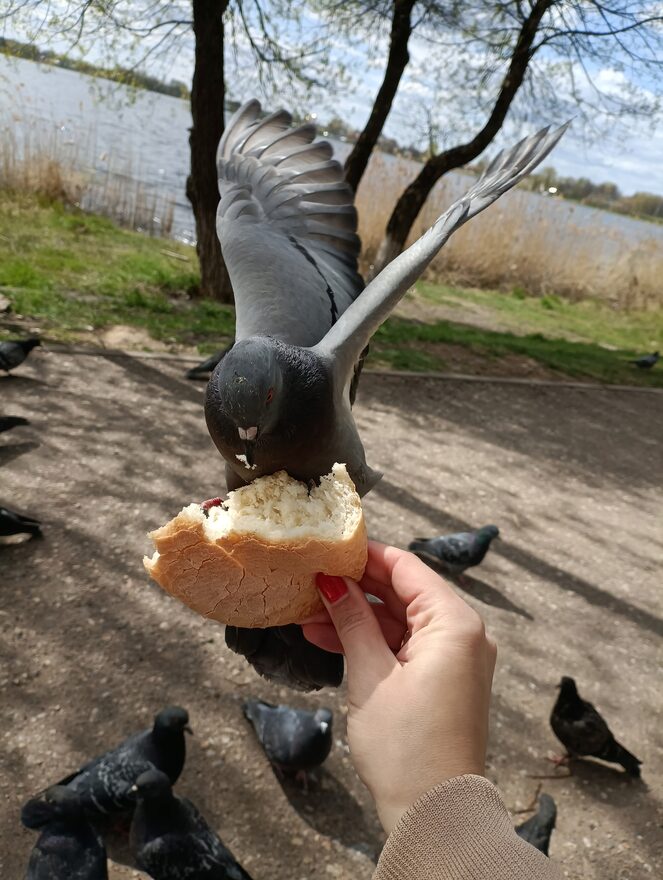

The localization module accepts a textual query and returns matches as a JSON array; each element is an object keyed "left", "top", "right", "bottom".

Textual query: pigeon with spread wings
[{"left": 206, "top": 100, "right": 568, "bottom": 690}]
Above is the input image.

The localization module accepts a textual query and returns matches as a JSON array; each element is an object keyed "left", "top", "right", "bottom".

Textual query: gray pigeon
[
  {"left": 0, "top": 415, "right": 29, "bottom": 432},
  {"left": 129, "top": 769, "right": 253, "bottom": 880},
  {"left": 0, "top": 504, "right": 41, "bottom": 538},
  {"left": 186, "top": 349, "right": 228, "bottom": 380},
  {"left": 408, "top": 525, "right": 500, "bottom": 576},
  {"left": 629, "top": 350, "right": 659, "bottom": 369},
  {"left": 515, "top": 792, "right": 557, "bottom": 856},
  {"left": 0, "top": 336, "right": 40, "bottom": 372},
  {"left": 243, "top": 699, "right": 333, "bottom": 783},
  {"left": 21, "top": 786, "right": 108, "bottom": 879},
  {"left": 204, "top": 100, "right": 567, "bottom": 690}
]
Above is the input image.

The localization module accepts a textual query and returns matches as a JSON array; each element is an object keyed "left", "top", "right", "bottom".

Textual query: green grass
[
  {"left": 416, "top": 281, "right": 663, "bottom": 352},
  {"left": 0, "top": 193, "right": 234, "bottom": 349},
  {"left": 1, "top": 193, "right": 661, "bottom": 386}
]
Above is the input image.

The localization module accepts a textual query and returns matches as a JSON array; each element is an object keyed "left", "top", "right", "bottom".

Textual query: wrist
[{"left": 374, "top": 763, "right": 487, "bottom": 834}]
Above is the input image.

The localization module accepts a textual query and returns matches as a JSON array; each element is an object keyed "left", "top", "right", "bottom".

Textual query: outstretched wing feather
[
  {"left": 216, "top": 101, "right": 363, "bottom": 345},
  {"left": 315, "top": 121, "right": 570, "bottom": 385}
]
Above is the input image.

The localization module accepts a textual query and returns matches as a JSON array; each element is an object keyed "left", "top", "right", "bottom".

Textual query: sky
[{"left": 3, "top": 2, "right": 662, "bottom": 196}]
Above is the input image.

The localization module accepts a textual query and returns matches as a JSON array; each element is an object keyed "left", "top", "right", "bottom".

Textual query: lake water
[{"left": 1, "top": 54, "right": 662, "bottom": 252}]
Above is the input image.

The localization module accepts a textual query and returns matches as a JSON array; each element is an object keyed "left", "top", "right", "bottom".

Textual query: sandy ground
[{"left": 1, "top": 348, "right": 661, "bottom": 879}]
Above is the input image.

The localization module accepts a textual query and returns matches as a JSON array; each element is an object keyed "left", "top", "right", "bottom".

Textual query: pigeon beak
[
  {"left": 184, "top": 725, "right": 194, "bottom": 735},
  {"left": 319, "top": 721, "right": 329, "bottom": 734},
  {"left": 243, "top": 441, "right": 255, "bottom": 467}
]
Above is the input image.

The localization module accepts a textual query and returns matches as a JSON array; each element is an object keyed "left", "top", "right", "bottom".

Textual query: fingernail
[{"left": 316, "top": 573, "right": 348, "bottom": 604}]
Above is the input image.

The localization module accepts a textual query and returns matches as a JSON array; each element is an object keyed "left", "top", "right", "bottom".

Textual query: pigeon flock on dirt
[
  {"left": 21, "top": 669, "right": 644, "bottom": 874},
  {"left": 19, "top": 707, "right": 258, "bottom": 879},
  {"left": 6, "top": 100, "right": 651, "bottom": 875}
]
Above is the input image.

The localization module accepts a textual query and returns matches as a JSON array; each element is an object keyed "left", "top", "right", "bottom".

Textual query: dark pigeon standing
[
  {"left": 203, "top": 100, "right": 567, "bottom": 691},
  {"left": 0, "top": 504, "right": 41, "bottom": 538},
  {"left": 186, "top": 349, "right": 228, "bottom": 380},
  {"left": 53, "top": 706, "right": 191, "bottom": 815},
  {"left": 129, "top": 769, "right": 253, "bottom": 880},
  {"left": 408, "top": 525, "right": 500, "bottom": 577},
  {"left": 21, "top": 786, "right": 108, "bottom": 880},
  {"left": 243, "top": 699, "right": 333, "bottom": 785},
  {"left": 0, "top": 415, "right": 29, "bottom": 433},
  {"left": 515, "top": 792, "right": 557, "bottom": 856},
  {"left": 550, "top": 677, "right": 642, "bottom": 776},
  {"left": 0, "top": 337, "right": 41, "bottom": 373},
  {"left": 629, "top": 351, "right": 659, "bottom": 369}
]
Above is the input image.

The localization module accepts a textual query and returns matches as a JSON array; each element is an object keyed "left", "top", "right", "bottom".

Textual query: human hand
[{"left": 303, "top": 541, "right": 496, "bottom": 833}]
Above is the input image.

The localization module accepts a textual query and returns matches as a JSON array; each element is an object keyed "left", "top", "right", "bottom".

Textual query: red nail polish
[{"left": 316, "top": 573, "right": 348, "bottom": 604}]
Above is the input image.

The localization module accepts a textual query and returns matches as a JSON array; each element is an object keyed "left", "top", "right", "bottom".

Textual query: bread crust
[{"left": 143, "top": 477, "right": 367, "bottom": 628}]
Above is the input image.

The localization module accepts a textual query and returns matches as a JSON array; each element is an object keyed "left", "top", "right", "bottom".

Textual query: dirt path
[{"left": 1, "top": 349, "right": 661, "bottom": 879}]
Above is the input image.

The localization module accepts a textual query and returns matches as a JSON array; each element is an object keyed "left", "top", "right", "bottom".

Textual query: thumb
[{"left": 316, "top": 574, "right": 396, "bottom": 692}]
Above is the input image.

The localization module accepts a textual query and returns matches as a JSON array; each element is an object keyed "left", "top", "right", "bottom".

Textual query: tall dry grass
[
  {"left": 1, "top": 123, "right": 660, "bottom": 309},
  {"left": 355, "top": 153, "right": 663, "bottom": 310},
  {"left": 0, "top": 127, "right": 174, "bottom": 236}
]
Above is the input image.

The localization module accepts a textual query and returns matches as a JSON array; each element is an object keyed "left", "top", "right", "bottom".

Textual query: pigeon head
[
  {"left": 24, "top": 337, "right": 41, "bottom": 351},
  {"left": 314, "top": 708, "right": 333, "bottom": 735},
  {"left": 153, "top": 705, "right": 192, "bottom": 735},
  {"left": 557, "top": 676, "right": 579, "bottom": 698},
  {"left": 130, "top": 769, "right": 174, "bottom": 801},
  {"left": 206, "top": 337, "right": 284, "bottom": 464},
  {"left": 21, "top": 787, "right": 83, "bottom": 828},
  {"left": 479, "top": 525, "right": 500, "bottom": 540}
]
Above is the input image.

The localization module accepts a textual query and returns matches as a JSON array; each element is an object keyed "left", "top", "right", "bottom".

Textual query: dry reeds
[
  {"left": 2, "top": 123, "right": 661, "bottom": 309},
  {"left": 356, "top": 153, "right": 663, "bottom": 310},
  {"left": 0, "top": 126, "right": 174, "bottom": 236}
]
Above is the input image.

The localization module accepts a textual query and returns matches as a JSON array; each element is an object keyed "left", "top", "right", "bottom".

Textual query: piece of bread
[{"left": 143, "top": 463, "right": 367, "bottom": 628}]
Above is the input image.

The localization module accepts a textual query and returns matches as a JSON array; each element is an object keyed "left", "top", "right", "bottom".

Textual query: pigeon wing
[
  {"left": 216, "top": 100, "right": 363, "bottom": 346},
  {"left": 314, "top": 122, "right": 570, "bottom": 388}
]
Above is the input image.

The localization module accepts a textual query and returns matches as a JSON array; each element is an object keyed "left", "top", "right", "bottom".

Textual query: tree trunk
[
  {"left": 187, "top": 0, "right": 233, "bottom": 301},
  {"left": 373, "top": 0, "right": 554, "bottom": 275},
  {"left": 344, "top": 0, "right": 416, "bottom": 193}
]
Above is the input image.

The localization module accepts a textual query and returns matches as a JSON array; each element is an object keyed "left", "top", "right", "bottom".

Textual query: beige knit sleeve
[{"left": 374, "top": 775, "right": 563, "bottom": 880}]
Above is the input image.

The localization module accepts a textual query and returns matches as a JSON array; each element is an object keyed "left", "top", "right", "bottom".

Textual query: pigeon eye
[{"left": 266, "top": 388, "right": 274, "bottom": 404}]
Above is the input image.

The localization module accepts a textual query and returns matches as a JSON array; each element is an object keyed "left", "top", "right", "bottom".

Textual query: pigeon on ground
[
  {"left": 408, "top": 525, "right": 499, "bottom": 577},
  {"left": 0, "top": 505, "right": 41, "bottom": 538},
  {"left": 186, "top": 349, "right": 227, "bottom": 380},
  {"left": 21, "top": 786, "right": 108, "bottom": 879},
  {"left": 0, "top": 415, "right": 29, "bottom": 433},
  {"left": 203, "top": 100, "right": 567, "bottom": 690},
  {"left": 629, "top": 351, "right": 659, "bottom": 369},
  {"left": 0, "top": 337, "right": 41, "bottom": 373},
  {"left": 129, "top": 769, "right": 253, "bottom": 879},
  {"left": 515, "top": 792, "right": 557, "bottom": 856},
  {"left": 550, "top": 677, "right": 642, "bottom": 776},
  {"left": 243, "top": 699, "right": 333, "bottom": 784},
  {"left": 51, "top": 706, "right": 191, "bottom": 817}
]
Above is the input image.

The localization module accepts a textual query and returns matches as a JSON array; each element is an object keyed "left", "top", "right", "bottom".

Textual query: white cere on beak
[
  {"left": 238, "top": 426, "right": 258, "bottom": 441},
  {"left": 319, "top": 721, "right": 329, "bottom": 734}
]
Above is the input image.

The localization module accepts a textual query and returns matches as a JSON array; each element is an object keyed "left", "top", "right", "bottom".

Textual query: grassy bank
[{"left": 0, "top": 193, "right": 661, "bottom": 387}]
